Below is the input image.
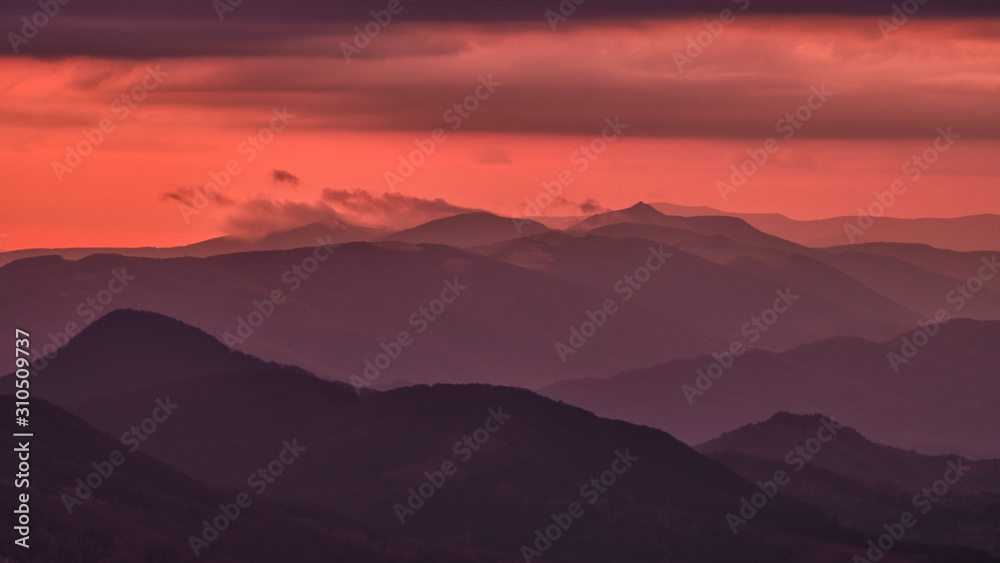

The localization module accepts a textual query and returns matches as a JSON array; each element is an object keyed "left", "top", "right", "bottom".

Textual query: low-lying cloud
[
  {"left": 220, "top": 189, "right": 482, "bottom": 239},
  {"left": 321, "top": 188, "right": 480, "bottom": 227}
]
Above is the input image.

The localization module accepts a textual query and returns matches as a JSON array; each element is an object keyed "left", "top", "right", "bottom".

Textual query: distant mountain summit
[
  {"left": 698, "top": 412, "right": 869, "bottom": 461},
  {"left": 378, "top": 211, "right": 549, "bottom": 247},
  {"left": 697, "top": 411, "right": 1000, "bottom": 493},
  {"left": 22, "top": 309, "right": 276, "bottom": 404},
  {"left": 571, "top": 203, "right": 803, "bottom": 253},
  {"left": 568, "top": 202, "right": 670, "bottom": 230},
  {"left": 647, "top": 202, "right": 1000, "bottom": 252}
]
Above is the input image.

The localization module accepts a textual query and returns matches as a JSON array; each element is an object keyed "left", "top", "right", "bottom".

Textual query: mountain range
[
  {"left": 4, "top": 204, "right": 998, "bottom": 395},
  {"left": 2, "top": 202, "right": 998, "bottom": 561},
  {"left": 4, "top": 310, "right": 996, "bottom": 561}
]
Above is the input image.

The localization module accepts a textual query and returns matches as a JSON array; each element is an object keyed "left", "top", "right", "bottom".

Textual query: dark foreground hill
[{"left": 0, "top": 396, "right": 508, "bottom": 563}]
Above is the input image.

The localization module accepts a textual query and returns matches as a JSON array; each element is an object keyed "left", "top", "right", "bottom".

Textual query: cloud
[
  {"left": 578, "top": 198, "right": 608, "bottom": 214},
  {"left": 161, "top": 186, "right": 235, "bottom": 207},
  {"left": 4, "top": 19, "right": 1000, "bottom": 140},
  {"left": 321, "top": 188, "right": 481, "bottom": 228},
  {"left": 531, "top": 196, "right": 608, "bottom": 215},
  {"left": 222, "top": 198, "right": 350, "bottom": 240},
  {"left": 271, "top": 169, "right": 300, "bottom": 186},
  {"left": 220, "top": 189, "right": 481, "bottom": 239},
  {"left": 3, "top": 2, "right": 997, "bottom": 58}
]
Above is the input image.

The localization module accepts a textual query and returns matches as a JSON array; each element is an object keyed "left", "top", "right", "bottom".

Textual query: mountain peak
[
  {"left": 622, "top": 201, "right": 665, "bottom": 216},
  {"left": 567, "top": 202, "right": 671, "bottom": 231},
  {"left": 21, "top": 308, "right": 273, "bottom": 405},
  {"left": 765, "top": 411, "right": 833, "bottom": 428},
  {"left": 627, "top": 201, "right": 654, "bottom": 211}
]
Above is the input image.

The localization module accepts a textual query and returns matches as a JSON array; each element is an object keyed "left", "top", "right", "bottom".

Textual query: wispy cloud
[
  {"left": 161, "top": 187, "right": 235, "bottom": 207},
  {"left": 220, "top": 189, "right": 481, "bottom": 239},
  {"left": 320, "top": 188, "right": 480, "bottom": 227},
  {"left": 222, "top": 198, "right": 349, "bottom": 239}
]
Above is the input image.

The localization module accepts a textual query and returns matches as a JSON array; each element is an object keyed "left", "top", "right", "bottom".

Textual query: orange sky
[{"left": 1, "top": 17, "right": 998, "bottom": 250}]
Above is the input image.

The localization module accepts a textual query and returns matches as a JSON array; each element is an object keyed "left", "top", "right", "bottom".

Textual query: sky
[{"left": 0, "top": 0, "right": 998, "bottom": 250}]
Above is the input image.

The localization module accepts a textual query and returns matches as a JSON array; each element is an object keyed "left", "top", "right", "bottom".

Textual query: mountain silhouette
[
  {"left": 378, "top": 211, "right": 550, "bottom": 247},
  {"left": 648, "top": 202, "right": 1000, "bottom": 252},
  {"left": 697, "top": 412, "right": 1000, "bottom": 556},
  {"left": 13, "top": 310, "right": 985, "bottom": 562},
  {"left": 544, "top": 319, "right": 1000, "bottom": 459}
]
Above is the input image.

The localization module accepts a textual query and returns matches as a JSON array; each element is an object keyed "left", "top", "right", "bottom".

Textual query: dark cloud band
[{"left": 2, "top": 0, "right": 998, "bottom": 57}]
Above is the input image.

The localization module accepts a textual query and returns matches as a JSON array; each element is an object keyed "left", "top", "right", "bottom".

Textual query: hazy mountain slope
[
  {"left": 582, "top": 208, "right": 1000, "bottom": 321},
  {"left": 807, "top": 248, "right": 1000, "bottom": 320},
  {"left": 697, "top": 413, "right": 1000, "bottom": 493},
  {"left": 697, "top": 413, "right": 1000, "bottom": 556},
  {"left": 0, "top": 247, "right": 726, "bottom": 389},
  {"left": 479, "top": 231, "right": 916, "bottom": 347},
  {"left": 586, "top": 222, "right": 1000, "bottom": 322},
  {"left": 0, "top": 222, "right": 379, "bottom": 267},
  {"left": 572, "top": 203, "right": 805, "bottom": 254},
  {"left": 806, "top": 216, "right": 1000, "bottom": 252},
  {"left": 583, "top": 222, "right": 923, "bottom": 325},
  {"left": 542, "top": 319, "right": 1000, "bottom": 459},
  {"left": 823, "top": 243, "right": 998, "bottom": 280},
  {"left": 648, "top": 202, "right": 1000, "bottom": 252}
]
